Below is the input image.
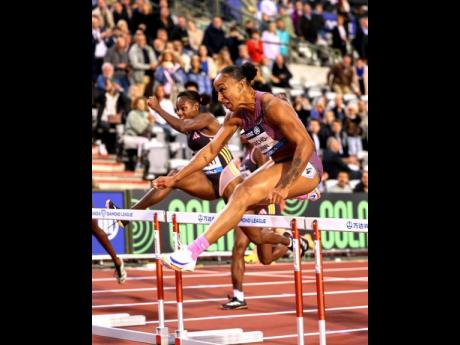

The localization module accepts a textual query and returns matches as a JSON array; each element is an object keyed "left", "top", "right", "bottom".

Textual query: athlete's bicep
[{"left": 264, "top": 99, "right": 313, "bottom": 147}]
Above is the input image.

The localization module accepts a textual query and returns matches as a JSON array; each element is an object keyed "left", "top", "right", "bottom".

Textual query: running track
[{"left": 92, "top": 259, "right": 368, "bottom": 344}]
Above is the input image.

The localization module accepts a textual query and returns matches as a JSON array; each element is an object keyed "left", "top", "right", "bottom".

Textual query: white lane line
[{"left": 92, "top": 289, "right": 368, "bottom": 309}]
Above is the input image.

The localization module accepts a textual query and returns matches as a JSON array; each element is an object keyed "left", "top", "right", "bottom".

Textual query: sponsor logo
[
  {"left": 346, "top": 220, "right": 368, "bottom": 230},
  {"left": 197, "top": 214, "right": 216, "bottom": 223}
]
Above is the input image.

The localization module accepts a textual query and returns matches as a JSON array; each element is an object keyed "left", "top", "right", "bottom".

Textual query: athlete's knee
[
  {"left": 259, "top": 256, "right": 273, "bottom": 265},
  {"left": 232, "top": 240, "right": 248, "bottom": 256},
  {"left": 231, "top": 184, "right": 252, "bottom": 207}
]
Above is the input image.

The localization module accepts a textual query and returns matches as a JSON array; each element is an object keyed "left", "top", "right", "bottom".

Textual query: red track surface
[{"left": 92, "top": 259, "right": 368, "bottom": 344}]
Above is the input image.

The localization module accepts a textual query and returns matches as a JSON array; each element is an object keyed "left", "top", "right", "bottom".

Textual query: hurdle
[
  {"left": 92, "top": 208, "right": 265, "bottom": 345},
  {"left": 92, "top": 208, "right": 368, "bottom": 345},
  {"left": 92, "top": 208, "right": 171, "bottom": 344},
  {"left": 305, "top": 217, "right": 369, "bottom": 345}
]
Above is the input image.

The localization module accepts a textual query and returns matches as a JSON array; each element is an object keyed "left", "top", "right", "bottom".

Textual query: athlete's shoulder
[
  {"left": 197, "top": 111, "right": 217, "bottom": 121},
  {"left": 260, "top": 92, "right": 286, "bottom": 115}
]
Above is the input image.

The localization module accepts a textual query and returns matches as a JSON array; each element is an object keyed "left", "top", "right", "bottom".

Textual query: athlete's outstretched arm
[
  {"left": 263, "top": 96, "right": 315, "bottom": 204},
  {"left": 147, "top": 96, "right": 213, "bottom": 133},
  {"left": 153, "top": 115, "right": 240, "bottom": 189}
]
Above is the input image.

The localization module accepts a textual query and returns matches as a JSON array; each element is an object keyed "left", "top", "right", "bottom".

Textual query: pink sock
[{"left": 187, "top": 235, "right": 210, "bottom": 260}]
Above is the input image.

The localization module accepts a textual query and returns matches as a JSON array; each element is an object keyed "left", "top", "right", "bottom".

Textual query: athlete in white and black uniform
[{"left": 106, "top": 91, "right": 242, "bottom": 225}]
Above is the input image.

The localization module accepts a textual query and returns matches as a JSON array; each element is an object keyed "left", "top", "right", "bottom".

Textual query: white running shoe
[{"left": 162, "top": 248, "right": 197, "bottom": 272}]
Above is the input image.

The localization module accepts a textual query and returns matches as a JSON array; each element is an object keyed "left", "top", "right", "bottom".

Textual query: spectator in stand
[
  {"left": 261, "top": 21, "right": 281, "bottom": 67},
  {"left": 328, "top": 93, "right": 346, "bottom": 121},
  {"left": 327, "top": 55, "right": 359, "bottom": 95},
  {"left": 153, "top": 38, "right": 166, "bottom": 59},
  {"left": 153, "top": 6, "right": 176, "bottom": 41},
  {"left": 271, "top": 55, "right": 292, "bottom": 88},
  {"left": 202, "top": 17, "right": 226, "bottom": 58},
  {"left": 258, "top": 0, "right": 278, "bottom": 21},
  {"left": 121, "top": 0, "right": 133, "bottom": 15},
  {"left": 198, "top": 44, "right": 218, "bottom": 80},
  {"left": 308, "top": 119, "right": 327, "bottom": 154},
  {"left": 332, "top": 14, "right": 349, "bottom": 56},
  {"left": 173, "top": 40, "right": 191, "bottom": 73},
  {"left": 310, "top": 97, "right": 326, "bottom": 121},
  {"left": 259, "top": 57, "right": 273, "bottom": 85},
  {"left": 252, "top": 65, "right": 272, "bottom": 93},
  {"left": 95, "top": 79, "right": 130, "bottom": 154},
  {"left": 226, "top": 26, "right": 246, "bottom": 63},
  {"left": 131, "top": 0, "right": 155, "bottom": 40},
  {"left": 116, "top": 19, "right": 131, "bottom": 36},
  {"left": 328, "top": 171, "right": 353, "bottom": 193},
  {"left": 353, "top": 171, "right": 368, "bottom": 193},
  {"left": 358, "top": 99, "right": 368, "bottom": 151},
  {"left": 92, "top": 14, "right": 112, "bottom": 82},
  {"left": 95, "top": 62, "right": 123, "bottom": 96},
  {"left": 322, "top": 110, "right": 335, "bottom": 137},
  {"left": 353, "top": 16, "right": 368, "bottom": 61},
  {"left": 187, "top": 19, "right": 204, "bottom": 52},
  {"left": 215, "top": 47, "right": 234, "bottom": 73},
  {"left": 128, "top": 84, "right": 143, "bottom": 108},
  {"left": 343, "top": 103, "right": 363, "bottom": 156},
  {"left": 170, "top": 16, "right": 189, "bottom": 45},
  {"left": 113, "top": 1, "right": 131, "bottom": 29},
  {"left": 128, "top": 32, "right": 157, "bottom": 96},
  {"left": 279, "top": 5, "right": 296, "bottom": 38},
  {"left": 92, "top": 0, "right": 115, "bottom": 30},
  {"left": 244, "top": 19, "right": 257, "bottom": 37},
  {"left": 247, "top": 31, "right": 264, "bottom": 64},
  {"left": 323, "top": 137, "right": 361, "bottom": 180},
  {"left": 313, "top": 3, "right": 327, "bottom": 41},
  {"left": 292, "top": 0, "right": 304, "bottom": 37},
  {"left": 337, "top": 0, "right": 351, "bottom": 22},
  {"left": 276, "top": 18, "right": 290, "bottom": 58},
  {"left": 293, "top": 95, "right": 311, "bottom": 126},
  {"left": 156, "top": 28, "right": 169, "bottom": 44},
  {"left": 123, "top": 97, "right": 155, "bottom": 165},
  {"left": 185, "top": 80, "right": 199, "bottom": 92},
  {"left": 104, "top": 35, "right": 130, "bottom": 93},
  {"left": 154, "top": 50, "right": 188, "bottom": 101},
  {"left": 355, "top": 58, "right": 368, "bottom": 95},
  {"left": 259, "top": 13, "right": 271, "bottom": 33},
  {"left": 187, "top": 55, "right": 213, "bottom": 96},
  {"left": 357, "top": 99, "right": 368, "bottom": 120},
  {"left": 330, "top": 119, "right": 348, "bottom": 156},
  {"left": 298, "top": 3, "right": 321, "bottom": 44},
  {"left": 235, "top": 44, "right": 251, "bottom": 66}
]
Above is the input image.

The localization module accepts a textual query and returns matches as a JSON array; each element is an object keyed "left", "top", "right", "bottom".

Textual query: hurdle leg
[
  {"left": 292, "top": 219, "right": 305, "bottom": 345},
  {"left": 173, "top": 214, "right": 188, "bottom": 344},
  {"left": 313, "top": 220, "right": 327, "bottom": 345},
  {"left": 154, "top": 213, "right": 169, "bottom": 345}
]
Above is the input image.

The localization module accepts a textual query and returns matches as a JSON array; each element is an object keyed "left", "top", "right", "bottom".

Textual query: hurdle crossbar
[{"left": 165, "top": 211, "right": 306, "bottom": 229}]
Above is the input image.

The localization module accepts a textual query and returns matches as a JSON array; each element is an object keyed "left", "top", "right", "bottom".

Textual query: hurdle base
[
  {"left": 182, "top": 328, "right": 264, "bottom": 344},
  {"left": 93, "top": 325, "right": 156, "bottom": 343},
  {"left": 92, "top": 313, "right": 146, "bottom": 327},
  {"left": 92, "top": 326, "right": 263, "bottom": 344}
]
